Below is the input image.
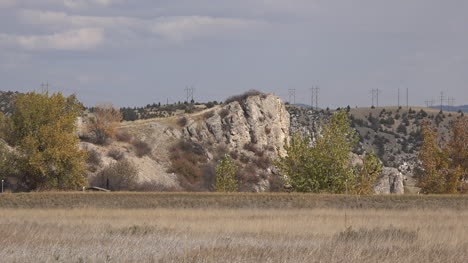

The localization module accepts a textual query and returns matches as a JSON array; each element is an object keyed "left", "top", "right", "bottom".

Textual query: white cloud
[
  {"left": 0, "top": 28, "right": 104, "bottom": 50},
  {"left": 151, "top": 16, "right": 267, "bottom": 43},
  {"left": 18, "top": 10, "right": 268, "bottom": 44},
  {"left": 19, "top": 9, "right": 141, "bottom": 29},
  {"left": 63, "top": 0, "right": 118, "bottom": 9},
  {"left": 0, "top": 0, "right": 16, "bottom": 8}
]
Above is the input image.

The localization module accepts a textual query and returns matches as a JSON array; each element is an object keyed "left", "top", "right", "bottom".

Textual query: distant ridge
[{"left": 430, "top": 105, "right": 468, "bottom": 113}]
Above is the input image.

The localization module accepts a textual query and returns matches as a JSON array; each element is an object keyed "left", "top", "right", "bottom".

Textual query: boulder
[{"left": 373, "top": 167, "right": 405, "bottom": 194}]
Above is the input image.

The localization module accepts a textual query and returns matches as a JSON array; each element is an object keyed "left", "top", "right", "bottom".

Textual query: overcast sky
[{"left": 1, "top": 0, "right": 467, "bottom": 107}]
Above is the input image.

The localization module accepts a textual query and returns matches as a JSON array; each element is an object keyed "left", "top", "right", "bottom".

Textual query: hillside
[
  {"left": 1, "top": 90, "right": 464, "bottom": 194},
  {"left": 288, "top": 105, "right": 465, "bottom": 193},
  {"left": 79, "top": 93, "right": 290, "bottom": 192}
]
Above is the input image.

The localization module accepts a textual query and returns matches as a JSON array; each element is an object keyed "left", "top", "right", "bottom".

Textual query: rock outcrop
[
  {"left": 373, "top": 167, "right": 405, "bottom": 194},
  {"left": 183, "top": 94, "right": 290, "bottom": 158}
]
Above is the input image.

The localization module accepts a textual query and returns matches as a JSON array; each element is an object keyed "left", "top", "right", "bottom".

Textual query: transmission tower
[
  {"left": 312, "top": 86, "right": 320, "bottom": 110},
  {"left": 310, "top": 87, "right": 314, "bottom": 109},
  {"left": 40, "top": 82, "right": 49, "bottom": 93},
  {"left": 370, "top": 89, "right": 375, "bottom": 107},
  {"left": 406, "top": 88, "right": 409, "bottom": 108},
  {"left": 448, "top": 97, "right": 455, "bottom": 107},
  {"left": 184, "top": 86, "right": 195, "bottom": 103},
  {"left": 288, "top": 89, "right": 296, "bottom": 105},
  {"left": 440, "top": 91, "right": 445, "bottom": 111},
  {"left": 397, "top": 88, "right": 400, "bottom": 107},
  {"left": 375, "top": 88, "right": 382, "bottom": 107}
]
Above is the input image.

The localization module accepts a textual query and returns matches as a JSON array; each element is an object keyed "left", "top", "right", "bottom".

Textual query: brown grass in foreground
[
  {"left": 1, "top": 208, "right": 467, "bottom": 262},
  {"left": 1, "top": 192, "right": 468, "bottom": 209}
]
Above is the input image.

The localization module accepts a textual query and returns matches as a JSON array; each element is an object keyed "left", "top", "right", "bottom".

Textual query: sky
[{"left": 0, "top": 0, "right": 467, "bottom": 108}]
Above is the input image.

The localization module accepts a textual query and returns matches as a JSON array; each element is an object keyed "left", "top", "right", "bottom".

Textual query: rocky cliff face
[{"left": 183, "top": 95, "right": 290, "bottom": 158}]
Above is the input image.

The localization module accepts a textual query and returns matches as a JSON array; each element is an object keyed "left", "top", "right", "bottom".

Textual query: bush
[
  {"left": 86, "top": 149, "right": 102, "bottom": 167},
  {"left": 115, "top": 131, "right": 133, "bottom": 142},
  {"left": 107, "top": 149, "right": 124, "bottom": 160},
  {"left": 268, "top": 175, "right": 285, "bottom": 192},
  {"left": 87, "top": 104, "right": 122, "bottom": 145},
  {"left": 168, "top": 140, "right": 207, "bottom": 186},
  {"left": 219, "top": 108, "right": 230, "bottom": 119},
  {"left": 90, "top": 159, "right": 138, "bottom": 191},
  {"left": 256, "top": 156, "right": 271, "bottom": 170},
  {"left": 177, "top": 116, "right": 188, "bottom": 127},
  {"left": 203, "top": 110, "right": 215, "bottom": 119},
  {"left": 224, "top": 90, "right": 265, "bottom": 104},
  {"left": 132, "top": 139, "right": 152, "bottom": 157},
  {"left": 215, "top": 154, "right": 239, "bottom": 192}
]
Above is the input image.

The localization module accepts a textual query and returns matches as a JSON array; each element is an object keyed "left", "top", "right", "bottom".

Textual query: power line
[
  {"left": 312, "top": 86, "right": 320, "bottom": 110},
  {"left": 40, "top": 82, "right": 49, "bottom": 93},
  {"left": 448, "top": 97, "right": 455, "bottom": 107},
  {"left": 370, "top": 89, "right": 381, "bottom": 107},
  {"left": 184, "top": 86, "right": 195, "bottom": 103},
  {"left": 309, "top": 87, "right": 314, "bottom": 109},
  {"left": 288, "top": 89, "right": 296, "bottom": 105},
  {"left": 397, "top": 88, "right": 400, "bottom": 107},
  {"left": 376, "top": 88, "right": 382, "bottom": 107},
  {"left": 406, "top": 88, "right": 409, "bottom": 109},
  {"left": 440, "top": 91, "right": 445, "bottom": 111}
]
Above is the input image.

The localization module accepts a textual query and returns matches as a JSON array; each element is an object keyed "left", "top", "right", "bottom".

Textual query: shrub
[
  {"left": 243, "top": 142, "right": 257, "bottom": 152},
  {"left": 268, "top": 175, "right": 285, "bottom": 192},
  {"left": 107, "top": 149, "right": 124, "bottom": 160},
  {"left": 132, "top": 139, "right": 152, "bottom": 157},
  {"left": 215, "top": 154, "right": 239, "bottom": 192},
  {"left": 177, "top": 116, "right": 188, "bottom": 127},
  {"left": 115, "top": 131, "right": 133, "bottom": 142},
  {"left": 203, "top": 110, "right": 215, "bottom": 119},
  {"left": 229, "top": 151, "right": 239, "bottom": 160},
  {"left": 219, "top": 108, "right": 230, "bottom": 119},
  {"left": 90, "top": 159, "right": 138, "bottom": 191},
  {"left": 86, "top": 149, "right": 102, "bottom": 167},
  {"left": 168, "top": 140, "right": 207, "bottom": 185},
  {"left": 256, "top": 156, "right": 271, "bottom": 170},
  {"left": 224, "top": 90, "right": 265, "bottom": 104},
  {"left": 87, "top": 104, "right": 122, "bottom": 145}
]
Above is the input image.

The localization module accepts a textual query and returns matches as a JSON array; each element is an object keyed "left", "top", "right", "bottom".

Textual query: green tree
[
  {"left": 356, "top": 152, "right": 382, "bottom": 195},
  {"left": 276, "top": 110, "right": 359, "bottom": 193},
  {"left": 4, "top": 92, "right": 86, "bottom": 190},
  {"left": 215, "top": 154, "right": 238, "bottom": 192}
]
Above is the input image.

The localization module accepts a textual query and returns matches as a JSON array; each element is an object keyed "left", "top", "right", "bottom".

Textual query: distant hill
[{"left": 430, "top": 105, "right": 468, "bottom": 113}]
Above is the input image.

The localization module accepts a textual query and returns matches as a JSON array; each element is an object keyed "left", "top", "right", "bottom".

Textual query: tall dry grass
[{"left": 0, "top": 208, "right": 467, "bottom": 262}]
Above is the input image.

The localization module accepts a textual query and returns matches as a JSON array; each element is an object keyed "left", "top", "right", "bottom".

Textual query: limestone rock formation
[
  {"left": 183, "top": 94, "right": 290, "bottom": 158},
  {"left": 373, "top": 167, "right": 405, "bottom": 194}
]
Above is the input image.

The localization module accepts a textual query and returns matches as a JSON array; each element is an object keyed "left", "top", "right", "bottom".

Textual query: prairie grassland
[
  {"left": 1, "top": 192, "right": 468, "bottom": 209},
  {"left": 1, "top": 207, "right": 468, "bottom": 262}
]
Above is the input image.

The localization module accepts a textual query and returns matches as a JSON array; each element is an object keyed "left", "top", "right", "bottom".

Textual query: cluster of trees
[
  {"left": 275, "top": 111, "right": 382, "bottom": 194},
  {"left": 0, "top": 92, "right": 87, "bottom": 191},
  {"left": 418, "top": 118, "right": 468, "bottom": 193},
  {"left": 118, "top": 101, "right": 222, "bottom": 121}
]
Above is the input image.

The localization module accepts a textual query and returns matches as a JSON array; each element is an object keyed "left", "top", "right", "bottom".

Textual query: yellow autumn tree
[
  {"left": 446, "top": 117, "right": 468, "bottom": 182},
  {"left": 418, "top": 121, "right": 451, "bottom": 193},
  {"left": 5, "top": 92, "right": 86, "bottom": 190},
  {"left": 356, "top": 152, "right": 383, "bottom": 195}
]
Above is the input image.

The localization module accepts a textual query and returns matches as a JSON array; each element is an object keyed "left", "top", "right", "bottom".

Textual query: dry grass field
[{"left": 1, "top": 193, "right": 468, "bottom": 262}]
